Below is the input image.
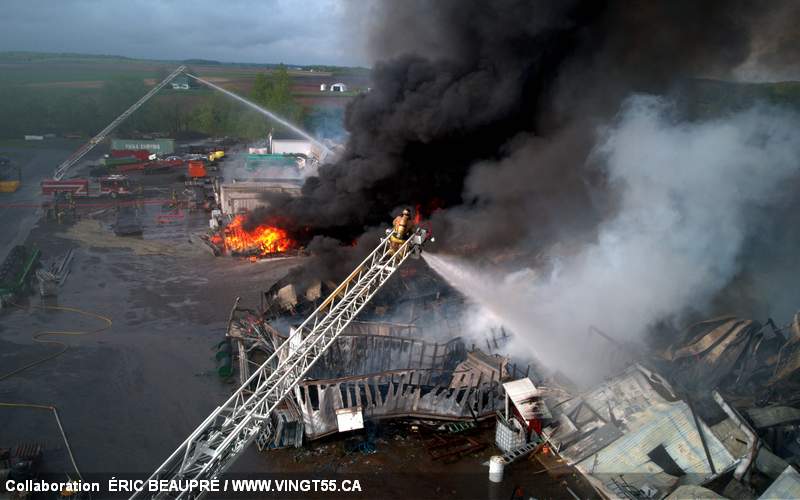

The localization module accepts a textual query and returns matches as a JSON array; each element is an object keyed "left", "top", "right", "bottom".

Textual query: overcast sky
[{"left": 0, "top": 0, "right": 372, "bottom": 67}]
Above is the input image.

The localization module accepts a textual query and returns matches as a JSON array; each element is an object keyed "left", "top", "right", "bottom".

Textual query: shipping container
[{"left": 111, "top": 138, "right": 175, "bottom": 154}]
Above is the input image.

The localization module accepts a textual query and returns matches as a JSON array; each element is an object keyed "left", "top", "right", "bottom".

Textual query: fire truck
[{"left": 41, "top": 175, "right": 133, "bottom": 198}]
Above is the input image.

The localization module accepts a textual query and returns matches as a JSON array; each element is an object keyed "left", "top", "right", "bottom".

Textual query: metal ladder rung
[{"left": 500, "top": 441, "right": 540, "bottom": 464}]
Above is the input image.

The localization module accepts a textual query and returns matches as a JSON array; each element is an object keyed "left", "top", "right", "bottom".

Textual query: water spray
[
  {"left": 422, "top": 252, "right": 605, "bottom": 384},
  {"left": 185, "top": 73, "right": 331, "bottom": 156}
]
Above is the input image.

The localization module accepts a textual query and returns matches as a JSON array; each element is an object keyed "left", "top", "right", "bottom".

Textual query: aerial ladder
[
  {"left": 52, "top": 65, "right": 186, "bottom": 180},
  {"left": 132, "top": 226, "right": 431, "bottom": 499}
]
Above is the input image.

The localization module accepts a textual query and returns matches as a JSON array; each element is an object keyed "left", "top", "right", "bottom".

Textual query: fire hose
[
  {"left": 0, "top": 303, "right": 113, "bottom": 485},
  {"left": 0, "top": 302, "right": 112, "bottom": 382}
]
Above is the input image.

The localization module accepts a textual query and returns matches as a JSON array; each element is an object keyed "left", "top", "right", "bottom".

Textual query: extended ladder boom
[
  {"left": 53, "top": 65, "right": 186, "bottom": 180},
  {"left": 133, "top": 228, "right": 430, "bottom": 499}
]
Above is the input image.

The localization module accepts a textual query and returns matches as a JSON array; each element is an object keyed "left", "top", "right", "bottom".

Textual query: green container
[
  {"left": 245, "top": 154, "right": 298, "bottom": 171},
  {"left": 111, "top": 138, "right": 175, "bottom": 155}
]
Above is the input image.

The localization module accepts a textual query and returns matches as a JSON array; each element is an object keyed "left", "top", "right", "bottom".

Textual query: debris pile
[
  {"left": 222, "top": 247, "right": 800, "bottom": 498},
  {"left": 542, "top": 364, "right": 748, "bottom": 498},
  {"left": 661, "top": 316, "right": 783, "bottom": 400}
]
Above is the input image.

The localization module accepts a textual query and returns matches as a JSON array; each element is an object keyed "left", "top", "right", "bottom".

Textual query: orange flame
[{"left": 219, "top": 215, "right": 294, "bottom": 256}]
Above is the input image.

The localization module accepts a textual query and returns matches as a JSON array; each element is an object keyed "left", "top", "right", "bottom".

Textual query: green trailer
[
  {"left": 111, "top": 138, "right": 175, "bottom": 155},
  {"left": 0, "top": 245, "right": 41, "bottom": 307}
]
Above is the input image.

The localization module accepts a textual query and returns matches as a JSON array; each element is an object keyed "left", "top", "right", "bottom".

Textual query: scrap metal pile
[{"left": 525, "top": 308, "right": 800, "bottom": 499}]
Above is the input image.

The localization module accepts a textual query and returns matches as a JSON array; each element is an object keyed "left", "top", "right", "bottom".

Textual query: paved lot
[
  {"left": 0, "top": 141, "right": 303, "bottom": 476},
  {"left": 0, "top": 142, "right": 598, "bottom": 499}
]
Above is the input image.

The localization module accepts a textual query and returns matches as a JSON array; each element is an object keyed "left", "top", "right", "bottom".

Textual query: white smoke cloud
[{"left": 425, "top": 95, "right": 800, "bottom": 384}]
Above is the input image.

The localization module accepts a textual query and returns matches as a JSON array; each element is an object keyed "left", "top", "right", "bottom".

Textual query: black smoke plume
[{"left": 253, "top": 0, "right": 799, "bottom": 288}]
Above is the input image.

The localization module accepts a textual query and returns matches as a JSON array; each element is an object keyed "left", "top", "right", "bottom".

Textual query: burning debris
[{"left": 209, "top": 214, "right": 297, "bottom": 258}]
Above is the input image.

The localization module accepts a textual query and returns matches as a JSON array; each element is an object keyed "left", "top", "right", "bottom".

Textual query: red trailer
[
  {"left": 111, "top": 149, "right": 153, "bottom": 161},
  {"left": 41, "top": 175, "right": 133, "bottom": 198},
  {"left": 116, "top": 159, "right": 184, "bottom": 173}
]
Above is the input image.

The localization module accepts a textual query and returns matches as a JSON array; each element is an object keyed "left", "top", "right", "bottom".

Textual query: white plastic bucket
[{"left": 489, "top": 455, "right": 505, "bottom": 483}]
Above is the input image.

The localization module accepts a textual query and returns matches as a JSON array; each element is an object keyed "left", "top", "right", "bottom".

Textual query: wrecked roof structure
[
  {"left": 543, "top": 364, "right": 752, "bottom": 498},
  {"left": 661, "top": 313, "right": 800, "bottom": 406},
  {"left": 295, "top": 367, "right": 501, "bottom": 441},
  {"left": 227, "top": 303, "right": 507, "bottom": 448}
]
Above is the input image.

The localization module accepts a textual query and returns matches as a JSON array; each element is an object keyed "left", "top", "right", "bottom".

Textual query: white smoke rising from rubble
[{"left": 425, "top": 95, "right": 800, "bottom": 385}]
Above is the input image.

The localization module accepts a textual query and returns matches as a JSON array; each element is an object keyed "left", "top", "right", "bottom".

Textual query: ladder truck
[
  {"left": 52, "top": 65, "right": 186, "bottom": 181},
  {"left": 132, "top": 226, "right": 431, "bottom": 499}
]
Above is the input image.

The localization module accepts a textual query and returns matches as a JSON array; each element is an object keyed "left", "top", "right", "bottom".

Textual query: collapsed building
[
  {"left": 215, "top": 247, "right": 800, "bottom": 499},
  {"left": 225, "top": 263, "right": 519, "bottom": 449},
  {"left": 528, "top": 311, "right": 800, "bottom": 499},
  {"left": 542, "top": 364, "right": 754, "bottom": 498}
]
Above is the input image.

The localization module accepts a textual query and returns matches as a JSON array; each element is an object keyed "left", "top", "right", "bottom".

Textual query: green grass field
[{"left": 0, "top": 51, "right": 360, "bottom": 140}]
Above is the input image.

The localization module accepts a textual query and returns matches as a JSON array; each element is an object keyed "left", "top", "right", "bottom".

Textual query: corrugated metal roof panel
[
  {"left": 759, "top": 466, "right": 800, "bottom": 500},
  {"left": 576, "top": 401, "right": 735, "bottom": 484},
  {"left": 557, "top": 366, "right": 669, "bottom": 427}
]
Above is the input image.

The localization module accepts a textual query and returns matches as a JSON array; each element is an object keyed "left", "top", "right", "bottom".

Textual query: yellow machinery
[
  {"left": 0, "top": 180, "right": 20, "bottom": 193},
  {"left": 207, "top": 150, "right": 225, "bottom": 162},
  {"left": 0, "top": 159, "right": 20, "bottom": 192}
]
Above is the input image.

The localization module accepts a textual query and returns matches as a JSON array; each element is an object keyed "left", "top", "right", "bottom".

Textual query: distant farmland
[
  {"left": 0, "top": 52, "right": 368, "bottom": 99},
  {"left": 0, "top": 52, "right": 369, "bottom": 139}
]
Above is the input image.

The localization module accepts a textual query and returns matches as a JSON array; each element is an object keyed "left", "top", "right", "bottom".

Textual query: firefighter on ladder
[{"left": 388, "top": 207, "right": 415, "bottom": 255}]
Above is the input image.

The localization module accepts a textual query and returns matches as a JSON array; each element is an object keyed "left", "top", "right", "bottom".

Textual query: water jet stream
[{"left": 185, "top": 73, "right": 331, "bottom": 156}]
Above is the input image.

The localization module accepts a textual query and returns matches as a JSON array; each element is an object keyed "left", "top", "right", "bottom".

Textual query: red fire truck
[{"left": 41, "top": 175, "right": 133, "bottom": 198}]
